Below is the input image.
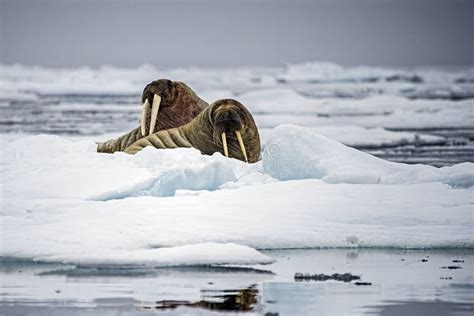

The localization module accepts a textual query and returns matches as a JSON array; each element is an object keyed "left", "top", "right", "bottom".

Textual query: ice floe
[
  {"left": 1, "top": 62, "right": 473, "bottom": 99},
  {"left": 1, "top": 125, "right": 472, "bottom": 267}
]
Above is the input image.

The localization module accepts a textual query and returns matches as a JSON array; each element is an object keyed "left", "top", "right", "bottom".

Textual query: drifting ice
[{"left": 1, "top": 125, "right": 472, "bottom": 266}]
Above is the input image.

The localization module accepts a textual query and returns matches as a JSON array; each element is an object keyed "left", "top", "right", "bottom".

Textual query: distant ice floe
[
  {"left": 246, "top": 93, "right": 474, "bottom": 129},
  {"left": 1, "top": 125, "right": 473, "bottom": 267},
  {"left": 306, "top": 126, "right": 444, "bottom": 148},
  {"left": 1, "top": 61, "right": 473, "bottom": 99},
  {"left": 279, "top": 61, "right": 474, "bottom": 84}
]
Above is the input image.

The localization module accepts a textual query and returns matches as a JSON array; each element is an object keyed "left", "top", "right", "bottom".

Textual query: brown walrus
[
  {"left": 97, "top": 79, "right": 208, "bottom": 153},
  {"left": 124, "top": 99, "right": 261, "bottom": 163}
]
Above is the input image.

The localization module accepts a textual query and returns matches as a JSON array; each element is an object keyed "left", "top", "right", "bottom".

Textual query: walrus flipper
[
  {"left": 124, "top": 128, "right": 193, "bottom": 154},
  {"left": 97, "top": 127, "right": 143, "bottom": 153}
]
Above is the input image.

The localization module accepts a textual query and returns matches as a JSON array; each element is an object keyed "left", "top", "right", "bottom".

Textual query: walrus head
[
  {"left": 140, "top": 79, "right": 207, "bottom": 136},
  {"left": 208, "top": 99, "right": 261, "bottom": 163}
]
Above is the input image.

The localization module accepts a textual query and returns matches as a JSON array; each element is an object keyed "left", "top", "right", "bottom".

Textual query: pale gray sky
[{"left": 1, "top": 0, "right": 473, "bottom": 68}]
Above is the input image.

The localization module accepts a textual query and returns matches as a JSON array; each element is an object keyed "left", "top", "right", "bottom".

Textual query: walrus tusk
[
  {"left": 221, "top": 132, "right": 229, "bottom": 157},
  {"left": 140, "top": 99, "right": 150, "bottom": 136},
  {"left": 235, "top": 130, "right": 248, "bottom": 163},
  {"left": 149, "top": 94, "right": 162, "bottom": 135}
]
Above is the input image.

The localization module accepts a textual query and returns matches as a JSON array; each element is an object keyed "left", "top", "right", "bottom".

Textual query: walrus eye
[{"left": 140, "top": 94, "right": 161, "bottom": 136}]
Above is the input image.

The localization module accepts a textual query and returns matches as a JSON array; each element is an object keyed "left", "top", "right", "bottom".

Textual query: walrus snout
[
  {"left": 139, "top": 79, "right": 176, "bottom": 136},
  {"left": 211, "top": 99, "right": 252, "bottom": 162},
  {"left": 141, "top": 79, "right": 174, "bottom": 105},
  {"left": 211, "top": 99, "right": 245, "bottom": 129},
  {"left": 139, "top": 79, "right": 209, "bottom": 137},
  {"left": 214, "top": 109, "right": 242, "bottom": 133}
]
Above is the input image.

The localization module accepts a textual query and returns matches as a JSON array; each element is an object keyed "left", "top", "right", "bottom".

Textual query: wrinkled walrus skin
[
  {"left": 124, "top": 99, "right": 261, "bottom": 163},
  {"left": 97, "top": 79, "right": 208, "bottom": 153}
]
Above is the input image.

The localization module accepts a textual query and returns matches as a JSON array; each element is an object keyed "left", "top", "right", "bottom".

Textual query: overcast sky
[{"left": 1, "top": 0, "right": 473, "bottom": 68}]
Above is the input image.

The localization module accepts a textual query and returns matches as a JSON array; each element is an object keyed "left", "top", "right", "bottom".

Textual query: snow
[
  {"left": 263, "top": 124, "right": 474, "bottom": 186},
  {"left": 1, "top": 126, "right": 473, "bottom": 267}
]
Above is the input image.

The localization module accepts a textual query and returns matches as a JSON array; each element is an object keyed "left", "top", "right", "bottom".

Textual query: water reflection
[
  {"left": 36, "top": 265, "right": 274, "bottom": 277},
  {"left": 1, "top": 249, "right": 473, "bottom": 315},
  {"left": 140, "top": 285, "right": 258, "bottom": 311}
]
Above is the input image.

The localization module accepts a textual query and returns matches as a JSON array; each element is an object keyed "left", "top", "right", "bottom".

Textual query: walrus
[
  {"left": 97, "top": 79, "right": 208, "bottom": 153},
  {"left": 124, "top": 99, "right": 261, "bottom": 163}
]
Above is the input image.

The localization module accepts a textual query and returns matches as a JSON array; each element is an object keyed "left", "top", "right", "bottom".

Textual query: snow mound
[
  {"left": 93, "top": 147, "right": 257, "bottom": 199},
  {"left": 263, "top": 124, "right": 473, "bottom": 187},
  {"left": 1, "top": 135, "right": 260, "bottom": 199},
  {"left": 2, "top": 127, "right": 472, "bottom": 202}
]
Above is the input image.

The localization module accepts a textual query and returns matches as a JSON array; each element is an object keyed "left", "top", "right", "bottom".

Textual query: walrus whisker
[
  {"left": 149, "top": 94, "right": 162, "bottom": 135},
  {"left": 235, "top": 130, "right": 248, "bottom": 163},
  {"left": 221, "top": 132, "right": 229, "bottom": 157},
  {"left": 140, "top": 98, "right": 150, "bottom": 136}
]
